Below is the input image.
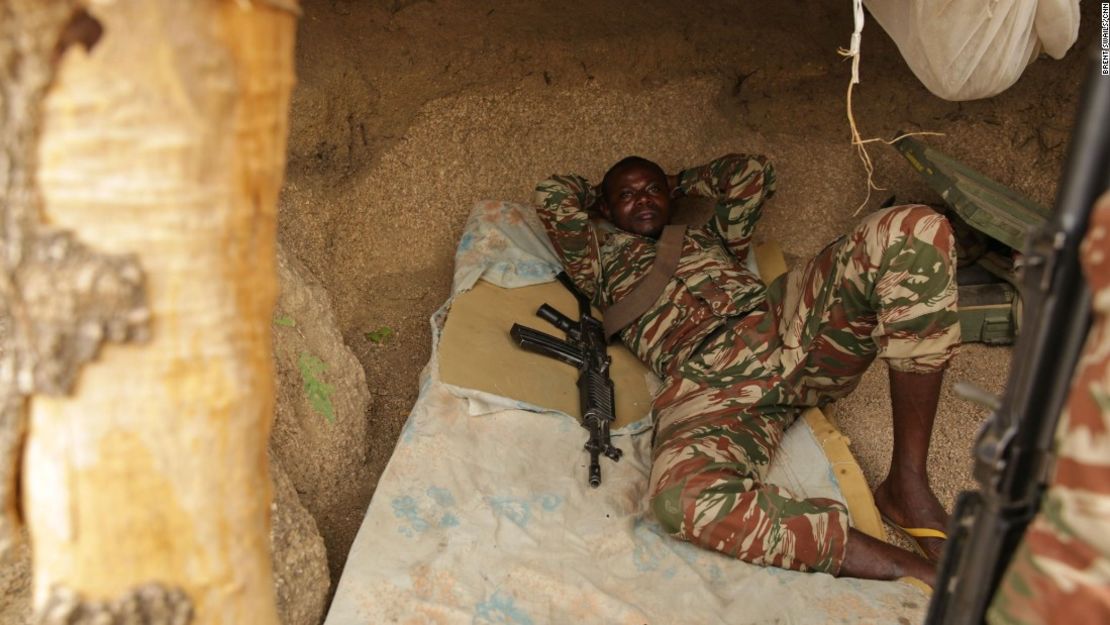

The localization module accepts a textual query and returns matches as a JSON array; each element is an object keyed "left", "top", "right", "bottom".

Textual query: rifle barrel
[{"left": 537, "top": 304, "right": 576, "bottom": 335}]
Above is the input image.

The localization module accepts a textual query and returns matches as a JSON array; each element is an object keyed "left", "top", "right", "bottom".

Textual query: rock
[
  {"left": 270, "top": 456, "right": 330, "bottom": 625},
  {"left": 0, "top": 529, "right": 32, "bottom": 625},
  {"left": 271, "top": 243, "right": 373, "bottom": 581}
]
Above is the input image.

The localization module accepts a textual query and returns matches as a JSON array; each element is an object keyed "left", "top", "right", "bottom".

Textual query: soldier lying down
[{"left": 534, "top": 154, "right": 958, "bottom": 586}]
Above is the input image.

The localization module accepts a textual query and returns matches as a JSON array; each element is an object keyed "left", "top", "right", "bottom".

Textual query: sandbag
[{"left": 864, "top": 0, "right": 1080, "bottom": 101}]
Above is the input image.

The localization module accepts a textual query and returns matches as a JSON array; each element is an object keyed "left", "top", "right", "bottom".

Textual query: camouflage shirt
[{"left": 534, "top": 154, "right": 777, "bottom": 377}]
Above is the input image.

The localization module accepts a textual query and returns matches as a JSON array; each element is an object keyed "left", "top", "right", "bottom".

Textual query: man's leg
[
  {"left": 873, "top": 368, "right": 950, "bottom": 561},
  {"left": 649, "top": 400, "right": 852, "bottom": 575},
  {"left": 772, "top": 204, "right": 961, "bottom": 578},
  {"left": 839, "top": 368, "right": 948, "bottom": 583},
  {"left": 651, "top": 373, "right": 935, "bottom": 584},
  {"left": 648, "top": 314, "right": 852, "bottom": 575}
]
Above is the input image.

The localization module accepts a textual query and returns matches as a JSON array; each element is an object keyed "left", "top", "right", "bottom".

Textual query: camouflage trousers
[{"left": 648, "top": 205, "right": 961, "bottom": 574}]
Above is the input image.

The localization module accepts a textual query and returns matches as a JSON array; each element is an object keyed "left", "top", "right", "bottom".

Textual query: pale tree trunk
[{"left": 1, "top": 0, "right": 298, "bottom": 623}]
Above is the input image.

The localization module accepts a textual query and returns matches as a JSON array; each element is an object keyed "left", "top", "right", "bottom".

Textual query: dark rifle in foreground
[
  {"left": 926, "top": 49, "right": 1110, "bottom": 624},
  {"left": 509, "top": 272, "right": 623, "bottom": 487}
]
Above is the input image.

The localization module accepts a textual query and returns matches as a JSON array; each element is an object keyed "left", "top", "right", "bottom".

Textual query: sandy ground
[{"left": 280, "top": 0, "right": 1096, "bottom": 586}]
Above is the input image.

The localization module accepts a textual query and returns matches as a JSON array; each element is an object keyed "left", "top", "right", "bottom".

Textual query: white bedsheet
[{"left": 323, "top": 201, "right": 928, "bottom": 624}]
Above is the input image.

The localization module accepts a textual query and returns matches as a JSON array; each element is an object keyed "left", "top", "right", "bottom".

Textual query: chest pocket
[{"left": 675, "top": 246, "right": 757, "bottom": 318}]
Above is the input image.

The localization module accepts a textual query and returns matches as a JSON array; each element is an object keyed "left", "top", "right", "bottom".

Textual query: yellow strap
[
  {"left": 897, "top": 576, "right": 934, "bottom": 597},
  {"left": 803, "top": 408, "right": 887, "bottom": 541},
  {"left": 754, "top": 240, "right": 788, "bottom": 285},
  {"left": 900, "top": 527, "right": 948, "bottom": 540}
]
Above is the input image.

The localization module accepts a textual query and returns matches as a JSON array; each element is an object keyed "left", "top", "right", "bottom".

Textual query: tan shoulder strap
[{"left": 602, "top": 224, "right": 686, "bottom": 338}]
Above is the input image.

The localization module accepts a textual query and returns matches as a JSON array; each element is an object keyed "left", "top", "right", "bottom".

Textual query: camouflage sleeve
[
  {"left": 675, "top": 154, "right": 776, "bottom": 262},
  {"left": 533, "top": 174, "right": 603, "bottom": 301}
]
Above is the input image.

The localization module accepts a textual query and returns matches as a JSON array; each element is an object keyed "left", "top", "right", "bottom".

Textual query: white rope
[
  {"left": 838, "top": 0, "right": 879, "bottom": 216},
  {"left": 846, "top": 0, "right": 864, "bottom": 87},
  {"left": 838, "top": 0, "right": 945, "bottom": 215}
]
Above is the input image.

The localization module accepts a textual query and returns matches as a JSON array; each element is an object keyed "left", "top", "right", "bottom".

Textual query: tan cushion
[{"left": 439, "top": 279, "right": 655, "bottom": 428}]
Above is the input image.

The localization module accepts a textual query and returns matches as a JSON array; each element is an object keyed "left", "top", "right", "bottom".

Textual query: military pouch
[
  {"left": 895, "top": 136, "right": 1050, "bottom": 346},
  {"left": 955, "top": 254, "right": 1021, "bottom": 345}
]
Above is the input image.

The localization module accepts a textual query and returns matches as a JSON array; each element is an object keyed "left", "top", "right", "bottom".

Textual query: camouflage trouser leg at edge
[
  {"left": 987, "top": 193, "right": 1110, "bottom": 624},
  {"left": 649, "top": 205, "right": 961, "bottom": 574}
]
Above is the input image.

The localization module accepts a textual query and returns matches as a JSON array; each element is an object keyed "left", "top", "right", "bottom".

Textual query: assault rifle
[
  {"left": 926, "top": 49, "right": 1110, "bottom": 624},
  {"left": 509, "top": 272, "right": 623, "bottom": 488}
]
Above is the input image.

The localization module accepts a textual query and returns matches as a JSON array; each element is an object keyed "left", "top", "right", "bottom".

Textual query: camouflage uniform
[
  {"left": 987, "top": 192, "right": 1110, "bottom": 624},
  {"left": 534, "top": 154, "right": 960, "bottom": 574}
]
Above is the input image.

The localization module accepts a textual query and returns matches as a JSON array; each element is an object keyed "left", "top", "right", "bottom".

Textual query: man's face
[{"left": 602, "top": 162, "right": 672, "bottom": 239}]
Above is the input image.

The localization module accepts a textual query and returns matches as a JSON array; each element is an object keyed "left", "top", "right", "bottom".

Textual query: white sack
[{"left": 864, "top": 0, "right": 1081, "bottom": 101}]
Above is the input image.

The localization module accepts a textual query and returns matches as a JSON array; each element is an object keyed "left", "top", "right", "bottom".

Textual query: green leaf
[
  {"left": 365, "top": 326, "right": 395, "bottom": 344},
  {"left": 274, "top": 315, "right": 296, "bottom": 327},
  {"left": 297, "top": 353, "right": 335, "bottom": 423}
]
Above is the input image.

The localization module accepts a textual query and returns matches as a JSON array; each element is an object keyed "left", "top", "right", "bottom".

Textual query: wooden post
[{"left": 1, "top": 1, "right": 299, "bottom": 622}]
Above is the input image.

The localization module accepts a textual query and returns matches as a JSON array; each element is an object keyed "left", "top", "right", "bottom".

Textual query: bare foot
[
  {"left": 873, "top": 477, "right": 950, "bottom": 562},
  {"left": 840, "top": 528, "right": 936, "bottom": 587}
]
